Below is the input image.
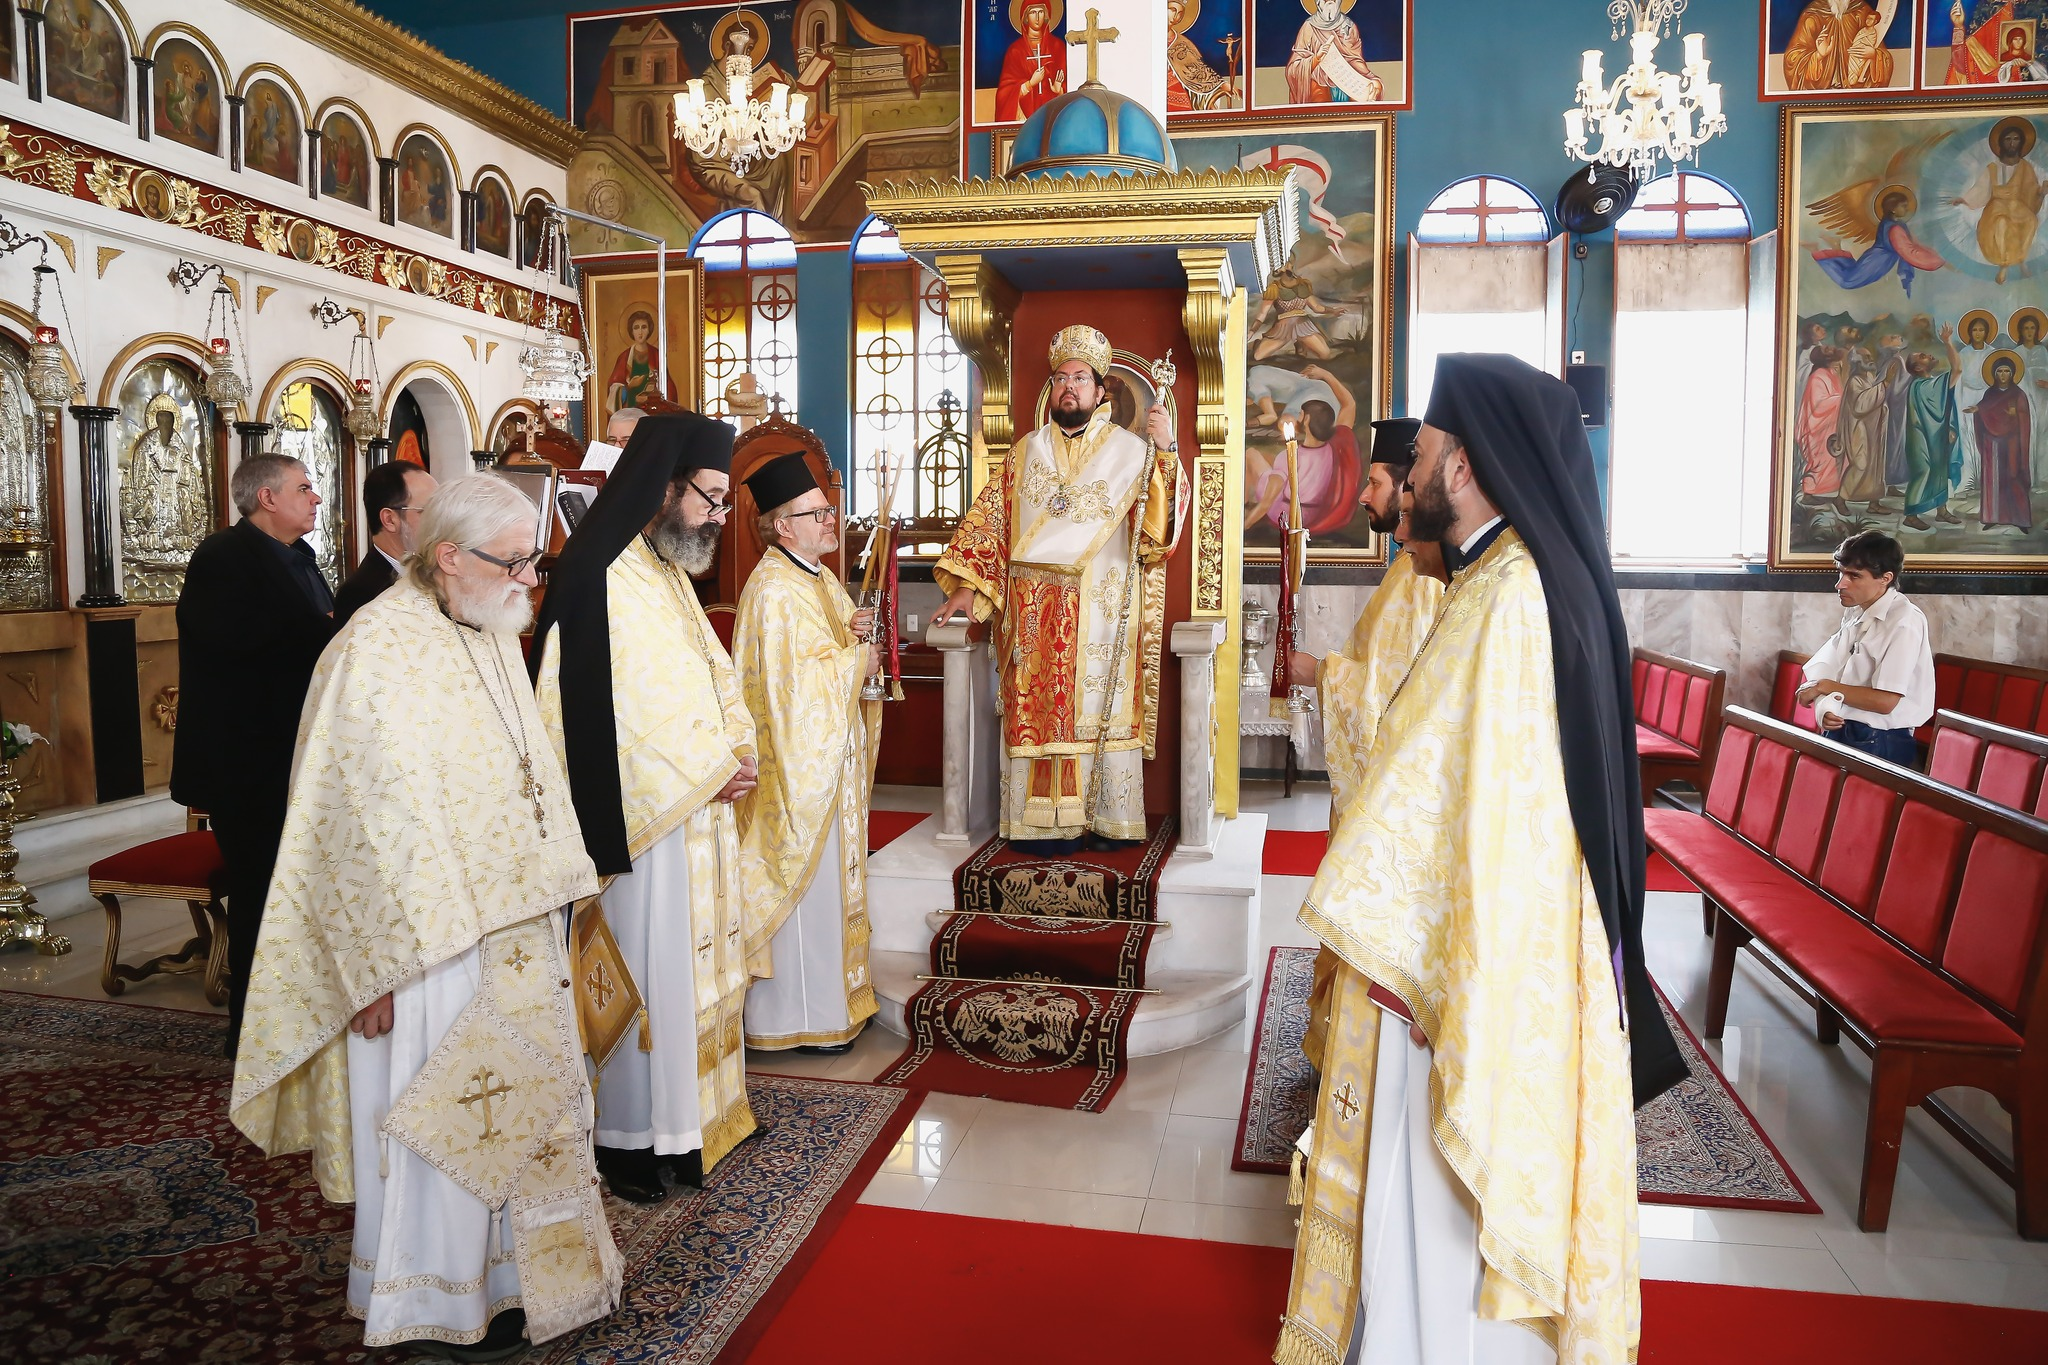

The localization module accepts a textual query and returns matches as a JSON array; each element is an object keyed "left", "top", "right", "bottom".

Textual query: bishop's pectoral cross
[
  {"left": 517, "top": 755, "right": 547, "bottom": 839},
  {"left": 459, "top": 1066, "right": 514, "bottom": 1143},
  {"left": 1068, "top": 7, "right": 1119, "bottom": 86}
]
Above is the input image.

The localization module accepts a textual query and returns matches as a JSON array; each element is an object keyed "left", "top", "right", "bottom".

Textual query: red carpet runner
[
  {"left": 873, "top": 820, "right": 1174, "bottom": 1111},
  {"left": 866, "top": 809, "right": 928, "bottom": 854},
  {"left": 748, "top": 1206, "right": 2048, "bottom": 1365},
  {"left": 1267, "top": 826, "right": 1702, "bottom": 892}
]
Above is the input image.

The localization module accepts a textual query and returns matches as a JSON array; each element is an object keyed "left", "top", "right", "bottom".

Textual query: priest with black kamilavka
[
  {"left": 231, "top": 474, "right": 620, "bottom": 1359},
  {"left": 1286, "top": 418, "right": 1447, "bottom": 1072},
  {"left": 1278, "top": 354, "right": 1685, "bottom": 1365},
  {"left": 732, "top": 452, "right": 883, "bottom": 1053},
  {"left": 532, "top": 413, "right": 759, "bottom": 1206}
]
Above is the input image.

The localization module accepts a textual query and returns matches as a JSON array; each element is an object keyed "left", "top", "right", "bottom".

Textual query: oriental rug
[
  {"left": 0, "top": 990, "right": 913, "bottom": 1364},
  {"left": 1227, "top": 967, "right": 1820, "bottom": 1212},
  {"left": 875, "top": 821, "right": 1175, "bottom": 1111},
  {"left": 744, "top": 1206, "right": 2048, "bottom": 1365}
]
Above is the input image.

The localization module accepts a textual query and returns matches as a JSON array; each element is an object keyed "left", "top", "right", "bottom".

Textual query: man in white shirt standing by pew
[{"left": 1797, "top": 529, "right": 1935, "bottom": 767}]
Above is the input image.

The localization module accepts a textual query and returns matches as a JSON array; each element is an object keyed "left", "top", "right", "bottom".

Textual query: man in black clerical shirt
[
  {"left": 334, "top": 460, "right": 435, "bottom": 626},
  {"left": 172, "top": 453, "right": 336, "bottom": 1055}
]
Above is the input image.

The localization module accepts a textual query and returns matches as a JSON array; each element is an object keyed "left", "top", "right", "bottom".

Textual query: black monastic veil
[
  {"left": 1424, "top": 353, "right": 1687, "bottom": 1106},
  {"left": 527, "top": 411, "right": 734, "bottom": 877}
]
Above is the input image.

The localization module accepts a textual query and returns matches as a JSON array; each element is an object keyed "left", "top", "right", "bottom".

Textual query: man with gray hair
[
  {"left": 173, "top": 452, "right": 335, "bottom": 1054},
  {"left": 231, "top": 473, "right": 621, "bottom": 1359},
  {"left": 607, "top": 406, "right": 646, "bottom": 444}
]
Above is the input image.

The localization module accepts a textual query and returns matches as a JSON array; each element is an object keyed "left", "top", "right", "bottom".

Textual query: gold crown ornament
[{"left": 1048, "top": 325, "right": 1112, "bottom": 377}]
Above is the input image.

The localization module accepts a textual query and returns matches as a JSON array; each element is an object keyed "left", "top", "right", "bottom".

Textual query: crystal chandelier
[
  {"left": 673, "top": 8, "right": 809, "bottom": 177},
  {"left": 518, "top": 212, "right": 591, "bottom": 406},
  {"left": 1564, "top": 0, "right": 1725, "bottom": 181}
]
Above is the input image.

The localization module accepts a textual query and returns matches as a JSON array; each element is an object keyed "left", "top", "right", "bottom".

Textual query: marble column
[
  {"left": 1170, "top": 619, "right": 1224, "bottom": 857},
  {"left": 926, "top": 618, "right": 1000, "bottom": 844},
  {"left": 306, "top": 127, "right": 323, "bottom": 200},
  {"left": 365, "top": 437, "right": 394, "bottom": 468},
  {"left": 226, "top": 94, "right": 245, "bottom": 172},
  {"left": 377, "top": 158, "right": 398, "bottom": 227},
  {"left": 21, "top": 9, "right": 45, "bottom": 102},
  {"left": 233, "top": 421, "right": 273, "bottom": 462},
  {"left": 69, "top": 405, "right": 121, "bottom": 607},
  {"left": 460, "top": 189, "right": 479, "bottom": 254}
]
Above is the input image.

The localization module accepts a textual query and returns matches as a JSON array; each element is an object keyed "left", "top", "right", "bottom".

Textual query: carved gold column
[
  {"left": 934, "top": 253, "right": 1019, "bottom": 494},
  {"left": 1179, "top": 248, "right": 1244, "bottom": 816}
]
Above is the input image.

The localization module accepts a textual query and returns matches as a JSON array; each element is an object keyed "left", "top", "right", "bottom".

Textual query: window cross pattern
[
  {"left": 1416, "top": 176, "right": 1549, "bottom": 245},
  {"left": 851, "top": 219, "right": 967, "bottom": 525},
  {"left": 1615, "top": 172, "right": 1750, "bottom": 242},
  {"left": 693, "top": 210, "right": 798, "bottom": 424}
]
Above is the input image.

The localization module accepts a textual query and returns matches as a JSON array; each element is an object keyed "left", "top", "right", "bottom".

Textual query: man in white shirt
[
  {"left": 1797, "top": 530, "right": 1933, "bottom": 767},
  {"left": 333, "top": 460, "right": 435, "bottom": 627}
]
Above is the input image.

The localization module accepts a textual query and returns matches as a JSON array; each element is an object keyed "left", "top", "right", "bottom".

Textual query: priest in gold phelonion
[
  {"left": 230, "top": 474, "right": 620, "bottom": 1361},
  {"left": 934, "top": 324, "right": 1186, "bottom": 852},
  {"left": 732, "top": 452, "right": 884, "bottom": 1055},
  {"left": 531, "top": 413, "right": 759, "bottom": 1208}
]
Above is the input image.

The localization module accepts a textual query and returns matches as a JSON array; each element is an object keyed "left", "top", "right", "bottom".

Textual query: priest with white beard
[
  {"left": 733, "top": 453, "right": 882, "bottom": 1053},
  {"left": 231, "top": 474, "right": 620, "bottom": 1361},
  {"left": 531, "top": 413, "right": 759, "bottom": 1206}
]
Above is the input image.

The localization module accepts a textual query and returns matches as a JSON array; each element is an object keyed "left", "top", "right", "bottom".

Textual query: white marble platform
[
  {"left": 17, "top": 791, "right": 187, "bottom": 923},
  {"left": 866, "top": 813, "right": 1266, "bottom": 1055}
]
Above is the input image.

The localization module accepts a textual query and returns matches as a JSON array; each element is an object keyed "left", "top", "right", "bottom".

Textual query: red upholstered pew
[
  {"left": 1631, "top": 648, "right": 1726, "bottom": 799},
  {"left": 1925, "top": 711, "right": 2048, "bottom": 818},
  {"left": 1773, "top": 651, "right": 2048, "bottom": 747},
  {"left": 1644, "top": 707, "right": 2048, "bottom": 1239}
]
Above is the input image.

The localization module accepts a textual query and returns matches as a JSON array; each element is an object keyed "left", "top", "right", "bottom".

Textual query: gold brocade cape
[
  {"left": 732, "top": 551, "right": 881, "bottom": 1028},
  {"left": 1288, "top": 531, "right": 1640, "bottom": 1365},
  {"left": 228, "top": 584, "right": 622, "bottom": 1345},
  {"left": 933, "top": 410, "right": 1187, "bottom": 783},
  {"left": 229, "top": 580, "right": 601, "bottom": 1197},
  {"left": 1300, "top": 548, "right": 1445, "bottom": 1071},
  {"left": 534, "top": 537, "right": 759, "bottom": 1172}
]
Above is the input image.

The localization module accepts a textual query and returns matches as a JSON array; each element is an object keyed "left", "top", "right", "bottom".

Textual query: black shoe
[
  {"left": 794, "top": 1040, "right": 856, "bottom": 1055},
  {"left": 595, "top": 1145, "right": 667, "bottom": 1204},
  {"left": 1083, "top": 833, "right": 1138, "bottom": 852},
  {"left": 659, "top": 1149, "right": 705, "bottom": 1190},
  {"left": 403, "top": 1309, "right": 529, "bottom": 1362},
  {"left": 1008, "top": 836, "right": 1084, "bottom": 855}
]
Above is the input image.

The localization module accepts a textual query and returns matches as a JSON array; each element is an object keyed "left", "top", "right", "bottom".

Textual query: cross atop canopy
[{"left": 1068, "top": 7, "right": 1120, "bottom": 87}]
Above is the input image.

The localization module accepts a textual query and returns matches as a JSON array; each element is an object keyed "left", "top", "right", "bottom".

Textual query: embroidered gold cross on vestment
[
  {"left": 459, "top": 1066, "right": 514, "bottom": 1142},
  {"left": 1332, "top": 1081, "right": 1361, "bottom": 1124}
]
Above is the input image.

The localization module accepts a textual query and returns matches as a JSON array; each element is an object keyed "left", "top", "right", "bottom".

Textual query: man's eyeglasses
[
  {"left": 687, "top": 477, "right": 734, "bottom": 517},
  {"left": 782, "top": 506, "right": 837, "bottom": 525},
  {"left": 1050, "top": 371, "right": 1095, "bottom": 389},
  {"left": 467, "top": 545, "right": 544, "bottom": 576}
]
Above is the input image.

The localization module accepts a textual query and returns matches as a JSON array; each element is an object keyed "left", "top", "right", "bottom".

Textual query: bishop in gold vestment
[
  {"left": 230, "top": 475, "right": 619, "bottom": 1355},
  {"left": 532, "top": 413, "right": 758, "bottom": 1206},
  {"left": 1277, "top": 356, "right": 1682, "bottom": 1365},
  {"left": 734, "top": 453, "right": 883, "bottom": 1049},
  {"left": 935, "top": 325, "right": 1187, "bottom": 844}
]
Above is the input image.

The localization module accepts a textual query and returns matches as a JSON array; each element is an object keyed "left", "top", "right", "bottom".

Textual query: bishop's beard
[
  {"left": 1406, "top": 459, "right": 1456, "bottom": 544},
  {"left": 650, "top": 512, "right": 722, "bottom": 575},
  {"left": 446, "top": 572, "right": 535, "bottom": 636}
]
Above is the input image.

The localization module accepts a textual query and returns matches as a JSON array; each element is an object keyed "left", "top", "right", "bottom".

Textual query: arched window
[
  {"left": 271, "top": 379, "right": 352, "bottom": 586},
  {"left": 850, "top": 217, "right": 968, "bottom": 525},
  {"left": 1609, "top": 172, "right": 1767, "bottom": 564},
  {"left": 1408, "top": 176, "right": 1558, "bottom": 415},
  {"left": 1414, "top": 176, "right": 1548, "bottom": 245},
  {"left": 691, "top": 209, "right": 798, "bottom": 424}
]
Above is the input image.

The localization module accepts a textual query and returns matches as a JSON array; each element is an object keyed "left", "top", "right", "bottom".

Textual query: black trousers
[{"left": 208, "top": 802, "right": 286, "bottom": 1059}]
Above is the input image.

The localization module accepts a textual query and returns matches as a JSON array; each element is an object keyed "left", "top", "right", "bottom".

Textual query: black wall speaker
[{"left": 1565, "top": 363, "right": 1608, "bottom": 428}]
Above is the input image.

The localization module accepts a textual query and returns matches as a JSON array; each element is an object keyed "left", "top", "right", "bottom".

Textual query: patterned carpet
[
  {"left": 1230, "top": 959, "right": 1820, "bottom": 1212},
  {"left": 0, "top": 991, "right": 914, "bottom": 1362}
]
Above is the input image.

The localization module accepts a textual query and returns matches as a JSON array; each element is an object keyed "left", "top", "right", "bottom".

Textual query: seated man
[
  {"left": 1796, "top": 529, "right": 1933, "bottom": 766},
  {"left": 230, "top": 474, "right": 620, "bottom": 1360}
]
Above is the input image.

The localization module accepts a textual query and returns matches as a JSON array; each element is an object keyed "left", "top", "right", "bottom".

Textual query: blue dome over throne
[{"left": 1008, "top": 83, "right": 1177, "bottom": 180}]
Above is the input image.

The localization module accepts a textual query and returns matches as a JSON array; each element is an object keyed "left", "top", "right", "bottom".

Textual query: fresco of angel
[{"left": 1807, "top": 131, "right": 1953, "bottom": 296}]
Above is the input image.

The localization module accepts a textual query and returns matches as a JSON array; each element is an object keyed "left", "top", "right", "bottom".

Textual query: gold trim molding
[
  {"left": 932, "top": 254, "right": 1019, "bottom": 492},
  {"left": 232, "top": 0, "right": 583, "bottom": 167}
]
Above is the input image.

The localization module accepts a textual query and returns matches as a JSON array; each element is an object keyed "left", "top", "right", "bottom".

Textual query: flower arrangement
[{"left": 2, "top": 721, "right": 46, "bottom": 763}]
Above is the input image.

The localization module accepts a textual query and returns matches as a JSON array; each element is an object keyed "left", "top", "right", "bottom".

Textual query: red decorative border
[{"left": 0, "top": 118, "right": 580, "bottom": 336}]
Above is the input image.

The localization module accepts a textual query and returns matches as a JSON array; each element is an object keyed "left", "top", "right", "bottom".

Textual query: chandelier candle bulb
[
  {"left": 1682, "top": 32, "right": 1703, "bottom": 68},
  {"left": 1583, "top": 48, "right": 1603, "bottom": 86},
  {"left": 1631, "top": 30, "right": 1655, "bottom": 68}
]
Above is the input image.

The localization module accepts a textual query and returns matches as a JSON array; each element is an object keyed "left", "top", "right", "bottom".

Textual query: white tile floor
[{"left": 10, "top": 779, "right": 2045, "bottom": 1309}]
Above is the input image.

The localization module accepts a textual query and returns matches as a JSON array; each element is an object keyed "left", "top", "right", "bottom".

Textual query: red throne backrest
[{"left": 716, "top": 414, "right": 843, "bottom": 608}]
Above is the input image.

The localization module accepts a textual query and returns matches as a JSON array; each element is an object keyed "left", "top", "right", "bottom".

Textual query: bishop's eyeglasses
[{"left": 467, "top": 546, "right": 545, "bottom": 577}]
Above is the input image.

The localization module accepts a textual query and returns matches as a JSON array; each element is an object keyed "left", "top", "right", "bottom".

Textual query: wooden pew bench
[
  {"left": 1926, "top": 710, "right": 2048, "bottom": 818},
  {"left": 1631, "top": 648, "right": 1726, "bottom": 799},
  {"left": 1644, "top": 707, "right": 2048, "bottom": 1239}
]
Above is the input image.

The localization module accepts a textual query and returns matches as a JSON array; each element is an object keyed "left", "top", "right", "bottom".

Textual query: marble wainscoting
[{"left": 1618, "top": 588, "right": 2048, "bottom": 714}]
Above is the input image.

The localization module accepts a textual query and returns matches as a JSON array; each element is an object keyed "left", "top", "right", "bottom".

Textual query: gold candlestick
[{"left": 0, "top": 711, "right": 64, "bottom": 956}]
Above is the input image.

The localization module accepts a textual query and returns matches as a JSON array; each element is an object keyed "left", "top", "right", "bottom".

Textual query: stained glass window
[
  {"left": 691, "top": 210, "right": 797, "bottom": 424},
  {"left": 1615, "top": 172, "right": 1750, "bottom": 242},
  {"left": 850, "top": 218, "right": 968, "bottom": 525},
  {"left": 271, "top": 379, "right": 350, "bottom": 586},
  {"left": 1415, "top": 176, "right": 1549, "bottom": 245}
]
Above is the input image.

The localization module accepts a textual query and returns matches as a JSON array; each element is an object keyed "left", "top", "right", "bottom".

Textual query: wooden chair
[
  {"left": 90, "top": 812, "right": 229, "bottom": 1006},
  {"left": 713, "top": 412, "right": 845, "bottom": 612}
]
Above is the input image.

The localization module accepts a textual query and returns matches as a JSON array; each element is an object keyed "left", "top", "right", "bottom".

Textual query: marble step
[
  {"left": 869, "top": 949, "right": 1251, "bottom": 1059},
  {"left": 16, "top": 791, "right": 187, "bottom": 923}
]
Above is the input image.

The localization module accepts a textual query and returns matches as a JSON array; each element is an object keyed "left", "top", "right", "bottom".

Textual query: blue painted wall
[{"left": 386, "top": 0, "right": 1784, "bottom": 489}]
